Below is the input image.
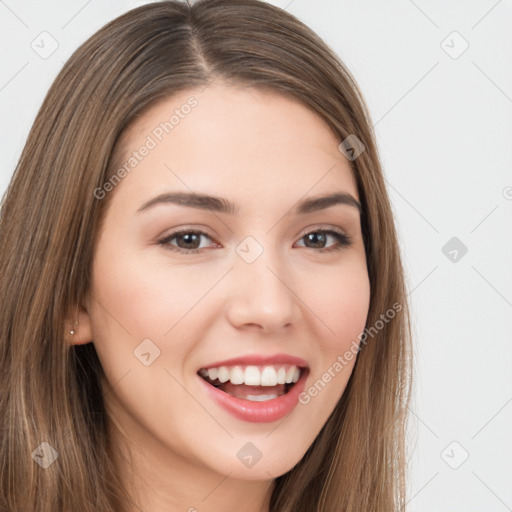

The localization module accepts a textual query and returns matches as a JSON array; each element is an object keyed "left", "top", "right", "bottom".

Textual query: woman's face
[{"left": 81, "top": 84, "right": 370, "bottom": 483}]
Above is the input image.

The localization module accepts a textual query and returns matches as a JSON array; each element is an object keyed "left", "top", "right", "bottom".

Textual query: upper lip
[{"left": 199, "top": 353, "right": 309, "bottom": 370}]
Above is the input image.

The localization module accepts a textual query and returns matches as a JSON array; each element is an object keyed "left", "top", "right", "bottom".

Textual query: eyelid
[
  {"left": 295, "top": 223, "right": 348, "bottom": 240},
  {"left": 157, "top": 223, "right": 352, "bottom": 254},
  {"left": 157, "top": 225, "right": 217, "bottom": 241},
  {"left": 293, "top": 226, "right": 352, "bottom": 250},
  {"left": 159, "top": 224, "right": 347, "bottom": 242},
  {"left": 158, "top": 227, "right": 219, "bottom": 249}
]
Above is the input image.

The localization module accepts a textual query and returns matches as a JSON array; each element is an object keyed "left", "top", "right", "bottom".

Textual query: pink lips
[{"left": 197, "top": 353, "right": 309, "bottom": 423}]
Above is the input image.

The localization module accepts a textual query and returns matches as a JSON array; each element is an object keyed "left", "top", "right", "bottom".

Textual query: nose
[{"left": 224, "top": 247, "right": 302, "bottom": 332}]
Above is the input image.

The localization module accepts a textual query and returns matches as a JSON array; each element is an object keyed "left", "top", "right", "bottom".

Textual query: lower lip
[{"left": 199, "top": 369, "right": 309, "bottom": 423}]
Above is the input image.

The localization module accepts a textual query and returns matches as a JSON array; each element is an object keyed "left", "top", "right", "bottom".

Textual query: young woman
[{"left": 0, "top": 1, "right": 413, "bottom": 510}]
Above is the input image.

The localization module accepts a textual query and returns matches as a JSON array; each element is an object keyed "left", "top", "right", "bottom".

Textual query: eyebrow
[{"left": 136, "top": 191, "right": 362, "bottom": 216}]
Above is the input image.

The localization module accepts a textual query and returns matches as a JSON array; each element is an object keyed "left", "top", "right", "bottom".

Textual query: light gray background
[{"left": 1, "top": 1, "right": 511, "bottom": 510}]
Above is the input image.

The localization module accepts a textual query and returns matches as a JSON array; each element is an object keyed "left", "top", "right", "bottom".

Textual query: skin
[{"left": 66, "top": 83, "right": 371, "bottom": 512}]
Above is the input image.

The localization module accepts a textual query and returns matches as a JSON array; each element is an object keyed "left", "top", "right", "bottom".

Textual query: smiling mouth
[{"left": 197, "top": 364, "right": 307, "bottom": 402}]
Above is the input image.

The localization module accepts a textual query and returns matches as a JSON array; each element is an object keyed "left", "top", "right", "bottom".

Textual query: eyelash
[{"left": 157, "top": 228, "right": 352, "bottom": 254}]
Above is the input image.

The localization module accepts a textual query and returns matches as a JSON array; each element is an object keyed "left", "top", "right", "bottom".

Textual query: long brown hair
[{"left": 0, "top": 1, "right": 413, "bottom": 510}]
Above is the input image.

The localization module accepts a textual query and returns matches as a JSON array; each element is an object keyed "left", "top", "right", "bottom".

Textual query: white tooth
[
  {"left": 292, "top": 367, "right": 300, "bottom": 383},
  {"left": 276, "top": 367, "right": 286, "bottom": 385},
  {"left": 244, "top": 366, "right": 261, "bottom": 385},
  {"left": 245, "top": 394, "right": 278, "bottom": 402},
  {"left": 285, "top": 366, "right": 296, "bottom": 384},
  {"left": 229, "top": 366, "right": 245, "bottom": 385},
  {"left": 217, "top": 366, "right": 230, "bottom": 383},
  {"left": 199, "top": 368, "right": 209, "bottom": 377},
  {"left": 260, "top": 366, "right": 278, "bottom": 386},
  {"left": 207, "top": 368, "right": 218, "bottom": 381}
]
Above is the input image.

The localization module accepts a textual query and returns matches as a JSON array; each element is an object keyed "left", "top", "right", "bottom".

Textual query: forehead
[{"left": 107, "top": 84, "right": 359, "bottom": 211}]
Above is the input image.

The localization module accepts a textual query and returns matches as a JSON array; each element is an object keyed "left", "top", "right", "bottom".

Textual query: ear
[{"left": 64, "top": 298, "right": 94, "bottom": 345}]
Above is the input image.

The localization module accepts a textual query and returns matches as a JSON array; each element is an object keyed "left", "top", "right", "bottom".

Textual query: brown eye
[
  {"left": 158, "top": 228, "right": 351, "bottom": 255},
  {"left": 296, "top": 230, "right": 351, "bottom": 251},
  {"left": 174, "top": 232, "right": 201, "bottom": 249},
  {"left": 158, "top": 230, "right": 217, "bottom": 254}
]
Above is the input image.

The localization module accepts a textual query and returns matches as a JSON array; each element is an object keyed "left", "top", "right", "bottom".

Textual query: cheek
[
  {"left": 88, "top": 242, "right": 225, "bottom": 387},
  {"left": 88, "top": 249, "right": 199, "bottom": 442},
  {"left": 304, "top": 257, "right": 370, "bottom": 350},
  {"left": 90, "top": 242, "right": 212, "bottom": 338}
]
